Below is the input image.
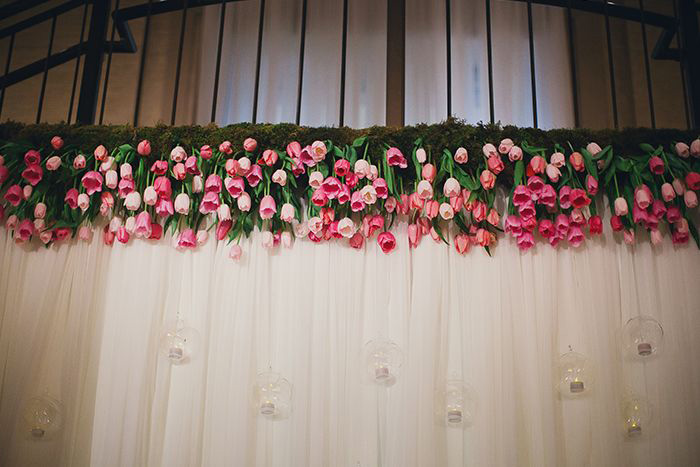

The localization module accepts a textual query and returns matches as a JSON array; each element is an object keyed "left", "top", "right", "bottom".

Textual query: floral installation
[{"left": 1, "top": 125, "right": 699, "bottom": 260}]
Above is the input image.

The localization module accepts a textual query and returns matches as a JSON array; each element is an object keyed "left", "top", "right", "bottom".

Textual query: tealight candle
[
  {"left": 627, "top": 424, "right": 642, "bottom": 436},
  {"left": 375, "top": 367, "right": 390, "bottom": 381},
  {"left": 31, "top": 427, "right": 45, "bottom": 438},
  {"left": 637, "top": 343, "right": 652, "bottom": 356},
  {"left": 260, "top": 401, "right": 275, "bottom": 416},
  {"left": 168, "top": 347, "right": 183, "bottom": 361},
  {"left": 447, "top": 409, "right": 463, "bottom": 424},
  {"left": 570, "top": 381, "right": 584, "bottom": 393}
]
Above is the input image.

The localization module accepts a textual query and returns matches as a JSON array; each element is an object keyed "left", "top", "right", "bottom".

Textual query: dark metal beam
[
  {"left": 0, "top": 0, "right": 52, "bottom": 20},
  {"left": 678, "top": 0, "right": 700, "bottom": 128},
  {"left": 76, "top": 0, "right": 111, "bottom": 124},
  {"left": 0, "top": 0, "right": 87, "bottom": 40}
]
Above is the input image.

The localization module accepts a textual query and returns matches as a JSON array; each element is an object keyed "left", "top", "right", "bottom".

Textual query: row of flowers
[{"left": 0, "top": 131, "right": 699, "bottom": 259}]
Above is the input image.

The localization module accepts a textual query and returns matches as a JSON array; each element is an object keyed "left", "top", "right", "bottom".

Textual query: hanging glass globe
[
  {"left": 159, "top": 320, "right": 200, "bottom": 365},
  {"left": 622, "top": 394, "right": 652, "bottom": 437},
  {"left": 22, "top": 393, "right": 64, "bottom": 440},
  {"left": 556, "top": 351, "right": 594, "bottom": 397},
  {"left": 364, "top": 340, "right": 404, "bottom": 387},
  {"left": 622, "top": 316, "right": 663, "bottom": 358},
  {"left": 254, "top": 371, "right": 292, "bottom": 420},
  {"left": 436, "top": 379, "right": 477, "bottom": 427}
]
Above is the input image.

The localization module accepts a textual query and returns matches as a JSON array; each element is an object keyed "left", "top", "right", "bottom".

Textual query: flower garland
[{"left": 1, "top": 125, "right": 699, "bottom": 259}]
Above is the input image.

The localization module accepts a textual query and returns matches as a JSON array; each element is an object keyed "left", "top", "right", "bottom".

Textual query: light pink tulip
[
  {"left": 280, "top": 203, "right": 295, "bottom": 222},
  {"left": 77, "top": 193, "right": 90, "bottom": 212},
  {"left": 46, "top": 155, "right": 62, "bottom": 171},
  {"left": 229, "top": 244, "right": 242, "bottom": 260},
  {"left": 125, "top": 191, "right": 141, "bottom": 211},
  {"left": 174, "top": 193, "right": 190, "bottom": 214},
  {"left": 237, "top": 192, "right": 251, "bottom": 211}
]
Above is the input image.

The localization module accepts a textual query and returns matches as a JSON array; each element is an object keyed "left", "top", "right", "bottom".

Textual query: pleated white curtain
[
  {"left": 197, "top": 0, "right": 573, "bottom": 128},
  {"left": 1, "top": 223, "right": 699, "bottom": 467}
]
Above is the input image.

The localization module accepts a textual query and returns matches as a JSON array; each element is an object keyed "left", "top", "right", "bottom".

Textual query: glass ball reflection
[
  {"left": 622, "top": 316, "right": 663, "bottom": 358},
  {"left": 556, "top": 352, "right": 594, "bottom": 397},
  {"left": 436, "top": 379, "right": 477, "bottom": 428},
  {"left": 254, "top": 371, "right": 293, "bottom": 420},
  {"left": 622, "top": 394, "right": 652, "bottom": 437},
  {"left": 364, "top": 340, "right": 404, "bottom": 387},
  {"left": 22, "top": 393, "right": 64, "bottom": 440},
  {"left": 159, "top": 321, "right": 200, "bottom": 365}
]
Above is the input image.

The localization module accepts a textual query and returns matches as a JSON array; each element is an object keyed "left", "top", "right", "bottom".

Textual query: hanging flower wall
[{"left": 0, "top": 121, "right": 698, "bottom": 258}]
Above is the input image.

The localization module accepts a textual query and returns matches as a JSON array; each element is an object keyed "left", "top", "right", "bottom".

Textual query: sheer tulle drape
[{"left": 1, "top": 224, "right": 699, "bottom": 467}]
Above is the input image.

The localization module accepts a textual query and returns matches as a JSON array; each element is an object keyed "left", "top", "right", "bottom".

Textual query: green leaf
[
  {"left": 639, "top": 143, "right": 655, "bottom": 153},
  {"left": 514, "top": 160, "right": 524, "bottom": 185},
  {"left": 615, "top": 158, "right": 632, "bottom": 172},
  {"left": 581, "top": 148, "right": 598, "bottom": 179},
  {"left": 352, "top": 136, "right": 367, "bottom": 148},
  {"left": 431, "top": 218, "right": 449, "bottom": 245}
]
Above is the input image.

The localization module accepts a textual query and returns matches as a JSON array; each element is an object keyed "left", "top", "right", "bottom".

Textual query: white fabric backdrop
[{"left": 1, "top": 222, "right": 699, "bottom": 467}]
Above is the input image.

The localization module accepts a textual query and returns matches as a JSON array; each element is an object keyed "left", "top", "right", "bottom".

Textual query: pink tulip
[
  {"left": 6, "top": 214, "right": 18, "bottom": 229},
  {"left": 416, "top": 180, "right": 433, "bottom": 200},
  {"left": 77, "top": 226, "right": 92, "bottom": 242},
  {"left": 185, "top": 155, "right": 199, "bottom": 175},
  {"left": 155, "top": 198, "right": 174, "bottom": 217},
  {"left": 134, "top": 211, "right": 152, "bottom": 238},
  {"left": 172, "top": 163, "right": 186, "bottom": 180},
  {"left": 529, "top": 155, "right": 546, "bottom": 174},
  {"left": 243, "top": 137, "right": 257, "bottom": 152},
  {"left": 149, "top": 223, "right": 163, "bottom": 240},
  {"left": 116, "top": 226, "right": 130, "bottom": 244},
  {"left": 224, "top": 176, "right": 245, "bottom": 198},
  {"left": 46, "top": 155, "right": 62, "bottom": 171},
  {"left": 246, "top": 165, "right": 262, "bottom": 187},
  {"left": 261, "top": 231, "right": 274, "bottom": 249},
  {"left": 196, "top": 230, "right": 209, "bottom": 246},
  {"left": 237, "top": 192, "right": 251, "bottom": 211},
  {"left": 443, "top": 177, "right": 461, "bottom": 197},
  {"left": 360, "top": 185, "right": 378, "bottom": 205},
  {"left": 174, "top": 193, "right": 190, "bottom": 214},
  {"left": 199, "top": 191, "right": 221, "bottom": 214},
  {"left": 262, "top": 149, "right": 278, "bottom": 166},
  {"left": 228, "top": 244, "right": 242, "bottom": 260},
  {"left": 350, "top": 191, "right": 365, "bottom": 212},
  {"left": 280, "top": 203, "right": 295, "bottom": 222},
  {"left": 177, "top": 229, "right": 196, "bottom": 249},
  {"left": 586, "top": 175, "right": 598, "bottom": 195},
  {"left": 487, "top": 155, "right": 504, "bottom": 174},
  {"left": 415, "top": 148, "right": 427, "bottom": 163},
  {"left": 198, "top": 144, "right": 212, "bottom": 160},
  {"left": 219, "top": 141, "right": 233, "bottom": 155},
  {"left": 205, "top": 174, "right": 223, "bottom": 193},
  {"left": 154, "top": 176, "right": 172, "bottom": 198},
  {"left": 286, "top": 141, "right": 301, "bottom": 158},
  {"left": 15, "top": 219, "right": 34, "bottom": 243},
  {"left": 64, "top": 188, "right": 79, "bottom": 209},
  {"left": 22, "top": 164, "right": 43, "bottom": 186},
  {"left": 545, "top": 164, "right": 561, "bottom": 182},
  {"left": 685, "top": 190, "right": 698, "bottom": 208},
  {"left": 439, "top": 202, "right": 454, "bottom": 220},
  {"left": 151, "top": 160, "right": 168, "bottom": 175},
  {"left": 661, "top": 182, "right": 675, "bottom": 201},
  {"left": 73, "top": 154, "right": 85, "bottom": 170},
  {"left": 192, "top": 175, "right": 203, "bottom": 193},
  {"left": 272, "top": 169, "right": 287, "bottom": 186},
  {"left": 51, "top": 136, "right": 64, "bottom": 150},
  {"left": 675, "top": 142, "right": 690, "bottom": 158},
  {"left": 634, "top": 184, "right": 653, "bottom": 209},
  {"left": 137, "top": 139, "right": 151, "bottom": 156},
  {"left": 479, "top": 170, "right": 496, "bottom": 190},
  {"left": 308, "top": 171, "right": 324, "bottom": 189},
  {"left": 623, "top": 230, "right": 635, "bottom": 245},
  {"left": 120, "top": 162, "right": 133, "bottom": 180},
  {"left": 454, "top": 147, "right": 468, "bottom": 164},
  {"left": 508, "top": 145, "right": 523, "bottom": 162},
  {"left": 170, "top": 146, "right": 187, "bottom": 162},
  {"left": 321, "top": 176, "right": 343, "bottom": 199},
  {"left": 377, "top": 231, "right": 396, "bottom": 253},
  {"left": 94, "top": 145, "right": 108, "bottom": 161},
  {"left": 455, "top": 234, "right": 470, "bottom": 254},
  {"left": 586, "top": 142, "right": 602, "bottom": 156},
  {"left": 650, "top": 229, "right": 663, "bottom": 246},
  {"left": 569, "top": 152, "right": 584, "bottom": 172},
  {"left": 99, "top": 157, "right": 114, "bottom": 172},
  {"left": 516, "top": 231, "right": 535, "bottom": 251},
  {"left": 354, "top": 159, "right": 370, "bottom": 178},
  {"left": 482, "top": 143, "right": 497, "bottom": 158},
  {"left": 217, "top": 219, "right": 232, "bottom": 240},
  {"left": 550, "top": 152, "right": 565, "bottom": 168},
  {"left": 80, "top": 171, "right": 103, "bottom": 195},
  {"left": 614, "top": 197, "right": 628, "bottom": 216},
  {"left": 77, "top": 193, "right": 90, "bottom": 212},
  {"left": 373, "top": 178, "right": 389, "bottom": 199},
  {"left": 349, "top": 232, "right": 364, "bottom": 249},
  {"left": 386, "top": 147, "right": 407, "bottom": 168},
  {"left": 217, "top": 203, "right": 231, "bottom": 221},
  {"left": 648, "top": 156, "right": 664, "bottom": 174},
  {"left": 23, "top": 149, "right": 40, "bottom": 165},
  {"left": 422, "top": 163, "right": 437, "bottom": 182},
  {"left": 686, "top": 171, "right": 700, "bottom": 190},
  {"left": 407, "top": 224, "right": 421, "bottom": 248},
  {"left": 498, "top": 139, "right": 513, "bottom": 155},
  {"left": 105, "top": 169, "right": 118, "bottom": 189},
  {"left": 23, "top": 185, "right": 32, "bottom": 199}
]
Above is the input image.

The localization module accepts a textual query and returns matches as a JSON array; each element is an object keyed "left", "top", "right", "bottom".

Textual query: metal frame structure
[{"left": 0, "top": 0, "right": 698, "bottom": 127}]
